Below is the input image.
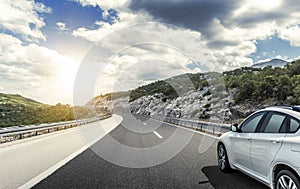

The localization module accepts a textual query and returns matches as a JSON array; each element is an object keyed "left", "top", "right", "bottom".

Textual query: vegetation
[
  {"left": 0, "top": 94, "right": 96, "bottom": 127},
  {"left": 3, "top": 58, "right": 299, "bottom": 126},
  {"left": 129, "top": 73, "right": 208, "bottom": 102},
  {"left": 224, "top": 59, "right": 300, "bottom": 104}
]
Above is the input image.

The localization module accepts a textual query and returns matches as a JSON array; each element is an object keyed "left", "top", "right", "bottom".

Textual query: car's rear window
[{"left": 289, "top": 118, "right": 300, "bottom": 133}]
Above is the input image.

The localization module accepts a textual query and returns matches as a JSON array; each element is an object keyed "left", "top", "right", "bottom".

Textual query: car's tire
[
  {"left": 217, "top": 143, "right": 232, "bottom": 173},
  {"left": 275, "top": 169, "right": 300, "bottom": 189}
]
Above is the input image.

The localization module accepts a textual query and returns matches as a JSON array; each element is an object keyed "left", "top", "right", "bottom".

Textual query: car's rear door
[{"left": 250, "top": 111, "right": 287, "bottom": 181}]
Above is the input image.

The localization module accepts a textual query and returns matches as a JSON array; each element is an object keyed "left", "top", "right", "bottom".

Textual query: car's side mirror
[{"left": 230, "top": 123, "right": 240, "bottom": 132}]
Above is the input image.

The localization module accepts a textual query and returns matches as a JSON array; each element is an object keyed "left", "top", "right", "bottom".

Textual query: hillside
[
  {"left": 0, "top": 93, "right": 45, "bottom": 107},
  {"left": 88, "top": 58, "right": 300, "bottom": 122},
  {"left": 225, "top": 59, "right": 300, "bottom": 104},
  {"left": 0, "top": 94, "right": 96, "bottom": 127}
]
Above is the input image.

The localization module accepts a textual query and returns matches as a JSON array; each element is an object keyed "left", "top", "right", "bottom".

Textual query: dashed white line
[
  {"left": 153, "top": 131, "right": 163, "bottom": 139},
  {"left": 143, "top": 122, "right": 147, "bottom": 126}
]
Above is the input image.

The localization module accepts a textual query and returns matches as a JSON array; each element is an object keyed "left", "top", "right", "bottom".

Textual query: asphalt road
[
  {"left": 34, "top": 114, "right": 268, "bottom": 189},
  {"left": 0, "top": 115, "right": 122, "bottom": 189}
]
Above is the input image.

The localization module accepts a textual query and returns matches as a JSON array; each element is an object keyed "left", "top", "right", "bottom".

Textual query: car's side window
[
  {"left": 261, "top": 113, "right": 286, "bottom": 133},
  {"left": 240, "top": 112, "right": 265, "bottom": 133},
  {"left": 289, "top": 117, "right": 300, "bottom": 133}
]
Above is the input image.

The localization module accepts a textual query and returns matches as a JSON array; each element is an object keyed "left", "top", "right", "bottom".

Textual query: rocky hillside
[
  {"left": 88, "top": 73, "right": 234, "bottom": 122},
  {"left": 88, "top": 59, "right": 300, "bottom": 123}
]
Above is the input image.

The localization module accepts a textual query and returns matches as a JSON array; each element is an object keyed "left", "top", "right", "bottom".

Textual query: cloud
[
  {"left": 127, "top": 0, "right": 300, "bottom": 66},
  {"left": 0, "top": 0, "right": 51, "bottom": 42},
  {"left": 73, "top": 11, "right": 152, "bottom": 41},
  {"left": 0, "top": 33, "right": 79, "bottom": 104},
  {"left": 56, "top": 22, "right": 69, "bottom": 31},
  {"left": 131, "top": 0, "right": 240, "bottom": 31},
  {"left": 72, "top": 0, "right": 131, "bottom": 18},
  {"left": 278, "top": 24, "right": 300, "bottom": 47},
  {"left": 76, "top": 0, "right": 131, "bottom": 10}
]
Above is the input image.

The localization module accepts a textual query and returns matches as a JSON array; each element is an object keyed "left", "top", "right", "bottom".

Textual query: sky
[{"left": 1, "top": 0, "right": 300, "bottom": 105}]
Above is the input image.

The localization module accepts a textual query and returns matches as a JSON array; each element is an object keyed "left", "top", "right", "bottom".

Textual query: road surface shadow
[{"left": 202, "top": 166, "right": 269, "bottom": 189}]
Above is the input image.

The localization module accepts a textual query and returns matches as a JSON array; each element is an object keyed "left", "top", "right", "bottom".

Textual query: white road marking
[
  {"left": 143, "top": 122, "right": 147, "bottom": 126},
  {"left": 153, "top": 131, "right": 163, "bottom": 139},
  {"left": 150, "top": 118, "right": 219, "bottom": 139}
]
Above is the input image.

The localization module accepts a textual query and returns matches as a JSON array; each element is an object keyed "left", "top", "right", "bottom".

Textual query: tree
[{"left": 277, "top": 75, "right": 292, "bottom": 101}]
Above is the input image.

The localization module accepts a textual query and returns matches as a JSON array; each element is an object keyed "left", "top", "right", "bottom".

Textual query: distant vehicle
[{"left": 218, "top": 106, "right": 300, "bottom": 189}]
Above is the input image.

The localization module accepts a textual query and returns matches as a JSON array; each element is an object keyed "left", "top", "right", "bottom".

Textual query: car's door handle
[{"left": 270, "top": 140, "right": 280, "bottom": 144}]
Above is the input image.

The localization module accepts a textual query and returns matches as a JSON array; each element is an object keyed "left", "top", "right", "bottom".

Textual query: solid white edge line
[
  {"left": 153, "top": 131, "right": 163, "bottom": 139},
  {"left": 18, "top": 116, "right": 123, "bottom": 189}
]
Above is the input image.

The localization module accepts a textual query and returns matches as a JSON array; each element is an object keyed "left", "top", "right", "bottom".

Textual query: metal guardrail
[
  {"left": 162, "top": 117, "right": 230, "bottom": 136},
  {"left": 136, "top": 115, "right": 230, "bottom": 136},
  {"left": 0, "top": 114, "right": 112, "bottom": 144}
]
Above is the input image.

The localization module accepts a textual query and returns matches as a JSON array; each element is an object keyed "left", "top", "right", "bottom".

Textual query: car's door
[
  {"left": 230, "top": 111, "right": 266, "bottom": 171},
  {"left": 250, "top": 111, "right": 287, "bottom": 181}
]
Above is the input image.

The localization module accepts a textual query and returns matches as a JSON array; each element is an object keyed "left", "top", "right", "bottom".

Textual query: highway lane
[
  {"left": 34, "top": 114, "right": 268, "bottom": 189},
  {"left": 0, "top": 115, "right": 122, "bottom": 189}
]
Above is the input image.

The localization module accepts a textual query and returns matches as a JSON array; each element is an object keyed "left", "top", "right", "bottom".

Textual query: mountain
[{"left": 252, "top": 58, "right": 288, "bottom": 69}]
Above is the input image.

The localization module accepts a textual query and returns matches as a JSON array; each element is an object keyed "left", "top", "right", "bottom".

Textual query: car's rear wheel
[
  {"left": 275, "top": 170, "right": 300, "bottom": 189},
  {"left": 217, "top": 143, "right": 231, "bottom": 173}
]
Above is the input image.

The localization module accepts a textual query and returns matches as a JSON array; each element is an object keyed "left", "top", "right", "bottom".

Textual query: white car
[{"left": 218, "top": 106, "right": 300, "bottom": 189}]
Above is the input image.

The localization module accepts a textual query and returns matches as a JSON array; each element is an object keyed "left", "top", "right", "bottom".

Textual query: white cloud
[
  {"left": 278, "top": 24, "right": 300, "bottom": 47},
  {"left": 56, "top": 22, "right": 69, "bottom": 31},
  {"left": 0, "top": 0, "right": 51, "bottom": 42},
  {"left": 257, "top": 58, "right": 272, "bottom": 63},
  {"left": 0, "top": 34, "right": 80, "bottom": 104},
  {"left": 73, "top": 11, "right": 152, "bottom": 41},
  {"left": 75, "top": 0, "right": 130, "bottom": 10},
  {"left": 73, "top": 0, "right": 131, "bottom": 18},
  {"left": 233, "top": 0, "right": 282, "bottom": 17}
]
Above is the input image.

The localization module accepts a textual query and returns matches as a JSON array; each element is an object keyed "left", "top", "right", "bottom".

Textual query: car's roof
[{"left": 259, "top": 106, "right": 300, "bottom": 119}]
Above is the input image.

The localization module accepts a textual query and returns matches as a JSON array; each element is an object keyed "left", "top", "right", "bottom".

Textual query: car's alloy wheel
[
  {"left": 276, "top": 170, "right": 300, "bottom": 189},
  {"left": 217, "top": 143, "right": 231, "bottom": 172}
]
